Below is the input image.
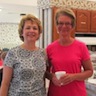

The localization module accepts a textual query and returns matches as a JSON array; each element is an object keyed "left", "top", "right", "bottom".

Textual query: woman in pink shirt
[
  {"left": 46, "top": 8, "right": 93, "bottom": 96},
  {"left": 0, "top": 60, "right": 3, "bottom": 66}
]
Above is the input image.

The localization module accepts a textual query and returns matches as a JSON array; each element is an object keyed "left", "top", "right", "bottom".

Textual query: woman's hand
[
  {"left": 60, "top": 73, "right": 75, "bottom": 85},
  {"left": 51, "top": 73, "right": 61, "bottom": 86}
]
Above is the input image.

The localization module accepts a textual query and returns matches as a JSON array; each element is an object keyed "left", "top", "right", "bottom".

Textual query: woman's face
[
  {"left": 22, "top": 20, "right": 40, "bottom": 42},
  {"left": 57, "top": 15, "right": 73, "bottom": 37}
]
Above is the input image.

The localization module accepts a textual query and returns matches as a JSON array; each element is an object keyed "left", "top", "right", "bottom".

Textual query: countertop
[{"left": 86, "top": 79, "right": 96, "bottom": 96}]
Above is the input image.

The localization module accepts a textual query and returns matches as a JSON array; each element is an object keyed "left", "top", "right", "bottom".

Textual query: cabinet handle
[{"left": 81, "top": 22, "right": 86, "bottom": 24}]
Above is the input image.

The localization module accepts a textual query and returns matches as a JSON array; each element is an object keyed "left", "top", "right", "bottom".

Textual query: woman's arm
[
  {"left": 45, "top": 63, "right": 61, "bottom": 86},
  {"left": 60, "top": 59, "right": 93, "bottom": 85},
  {"left": 45, "top": 61, "right": 53, "bottom": 80},
  {"left": 0, "top": 66, "right": 13, "bottom": 96},
  {"left": 74, "top": 59, "right": 93, "bottom": 80}
]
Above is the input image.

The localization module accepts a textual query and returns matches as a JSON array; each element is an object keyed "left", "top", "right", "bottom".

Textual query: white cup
[{"left": 55, "top": 71, "right": 66, "bottom": 80}]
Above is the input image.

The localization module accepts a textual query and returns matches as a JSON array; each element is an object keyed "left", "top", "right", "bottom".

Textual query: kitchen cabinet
[
  {"left": 52, "top": 7, "right": 96, "bottom": 41},
  {"left": 76, "top": 9, "right": 90, "bottom": 32},
  {"left": 90, "top": 10, "right": 96, "bottom": 33},
  {"left": 52, "top": 7, "right": 59, "bottom": 41},
  {"left": 76, "top": 9, "right": 96, "bottom": 33}
]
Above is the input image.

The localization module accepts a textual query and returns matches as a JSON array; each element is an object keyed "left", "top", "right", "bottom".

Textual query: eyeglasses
[{"left": 57, "top": 22, "right": 72, "bottom": 26}]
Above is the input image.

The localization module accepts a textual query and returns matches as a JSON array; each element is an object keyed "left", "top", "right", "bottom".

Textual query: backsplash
[
  {"left": 76, "top": 37, "right": 96, "bottom": 45},
  {"left": 0, "top": 23, "right": 22, "bottom": 49}
]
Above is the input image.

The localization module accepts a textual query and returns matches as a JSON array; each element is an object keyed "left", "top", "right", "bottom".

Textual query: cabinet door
[
  {"left": 71, "top": 9, "right": 77, "bottom": 37},
  {"left": 90, "top": 11, "right": 96, "bottom": 33},
  {"left": 76, "top": 10, "right": 90, "bottom": 32},
  {"left": 52, "top": 7, "right": 59, "bottom": 41},
  {"left": 52, "top": 7, "right": 76, "bottom": 41}
]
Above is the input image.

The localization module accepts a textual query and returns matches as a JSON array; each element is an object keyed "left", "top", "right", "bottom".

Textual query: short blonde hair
[
  {"left": 55, "top": 8, "right": 76, "bottom": 28},
  {"left": 18, "top": 14, "right": 42, "bottom": 41}
]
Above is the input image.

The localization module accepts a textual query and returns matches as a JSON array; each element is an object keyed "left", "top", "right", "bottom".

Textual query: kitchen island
[{"left": 86, "top": 79, "right": 96, "bottom": 96}]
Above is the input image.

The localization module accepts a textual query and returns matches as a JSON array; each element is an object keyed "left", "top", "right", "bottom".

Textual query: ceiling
[
  {"left": 0, "top": 0, "right": 96, "bottom": 23},
  {"left": 0, "top": 0, "right": 38, "bottom": 23}
]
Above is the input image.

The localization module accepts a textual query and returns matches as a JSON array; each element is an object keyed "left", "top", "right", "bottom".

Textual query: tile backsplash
[
  {"left": 0, "top": 23, "right": 22, "bottom": 49},
  {"left": 76, "top": 37, "right": 96, "bottom": 45}
]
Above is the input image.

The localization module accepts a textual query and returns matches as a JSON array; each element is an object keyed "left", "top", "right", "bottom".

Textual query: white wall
[
  {"left": 0, "top": 0, "right": 37, "bottom": 6},
  {"left": 0, "top": 4, "right": 38, "bottom": 23},
  {"left": 0, "top": 23, "right": 22, "bottom": 49},
  {"left": 0, "top": 1, "right": 40, "bottom": 49}
]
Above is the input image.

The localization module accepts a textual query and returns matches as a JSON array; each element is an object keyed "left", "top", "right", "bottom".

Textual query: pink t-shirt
[
  {"left": 0, "top": 60, "right": 3, "bottom": 66},
  {"left": 46, "top": 39, "right": 90, "bottom": 96}
]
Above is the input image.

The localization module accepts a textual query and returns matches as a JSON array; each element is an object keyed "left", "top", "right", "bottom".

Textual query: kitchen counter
[{"left": 86, "top": 79, "right": 96, "bottom": 96}]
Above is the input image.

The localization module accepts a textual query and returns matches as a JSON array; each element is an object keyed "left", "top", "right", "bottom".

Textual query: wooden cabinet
[
  {"left": 76, "top": 9, "right": 90, "bottom": 32},
  {"left": 90, "top": 11, "right": 96, "bottom": 33},
  {"left": 52, "top": 7, "right": 59, "bottom": 41},
  {"left": 76, "top": 10, "right": 96, "bottom": 33},
  {"left": 52, "top": 7, "right": 96, "bottom": 41}
]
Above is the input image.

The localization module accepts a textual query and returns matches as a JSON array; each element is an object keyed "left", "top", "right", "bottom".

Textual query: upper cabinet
[
  {"left": 76, "top": 9, "right": 96, "bottom": 33},
  {"left": 90, "top": 10, "right": 96, "bottom": 33},
  {"left": 52, "top": 7, "right": 96, "bottom": 41},
  {"left": 52, "top": 7, "right": 59, "bottom": 41},
  {"left": 76, "top": 9, "right": 90, "bottom": 32}
]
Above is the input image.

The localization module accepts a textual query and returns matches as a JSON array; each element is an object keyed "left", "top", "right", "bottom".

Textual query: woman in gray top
[{"left": 0, "top": 14, "right": 47, "bottom": 96}]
